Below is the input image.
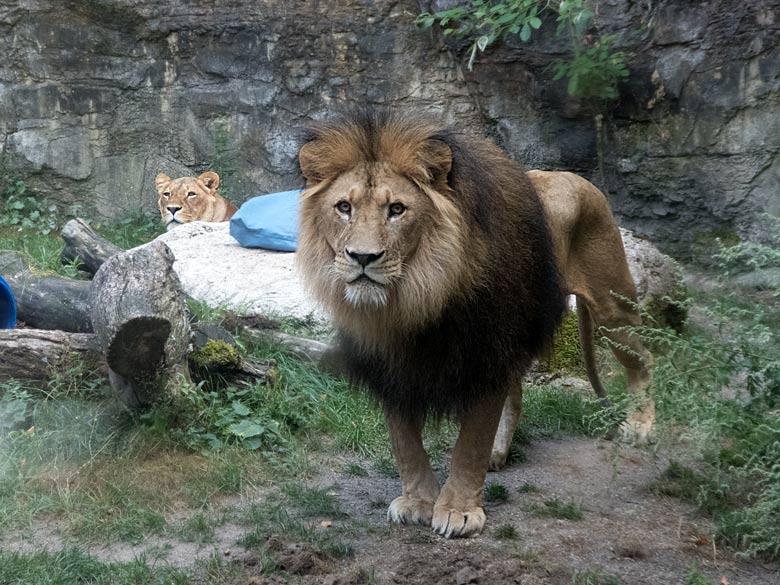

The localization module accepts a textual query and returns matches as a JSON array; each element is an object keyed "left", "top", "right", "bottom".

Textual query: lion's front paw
[
  {"left": 387, "top": 496, "right": 435, "bottom": 526},
  {"left": 431, "top": 503, "right": 486, "bottom": 538},
  {"left": 621, "top": 400, "right": 656, "bottom": 445}
]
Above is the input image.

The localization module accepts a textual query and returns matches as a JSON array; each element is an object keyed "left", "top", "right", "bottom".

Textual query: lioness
[
  {"left": 155, "top": 171, "right": 237, "bottom": 230},
  {"left": 489, "top": 170, "right": 654, "bottom": 471},
  {"left": 297, "top": 111, "right": 567, "bottom": 538}
]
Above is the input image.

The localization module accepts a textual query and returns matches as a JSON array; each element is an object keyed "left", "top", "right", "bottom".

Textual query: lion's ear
[
  {"left": 298, "top": 141, "right": 323, "bottom": 184},
  {"left": 155, "top": 173, "right": 171, "bottom": 192},
  {"left": 422, "top": 139, "right": 452, "bottom": 186},
  {"left": 198, "top": 171, "right": 220, "bottom": 192}
]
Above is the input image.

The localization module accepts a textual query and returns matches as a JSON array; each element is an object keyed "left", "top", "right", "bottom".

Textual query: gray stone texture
[{"left": 1, "top": 0, "right": 778, "bottom": 251}]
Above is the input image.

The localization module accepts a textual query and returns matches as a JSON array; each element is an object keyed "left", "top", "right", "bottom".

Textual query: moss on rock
[
  {"left": 191, "top": 339, "right": 241, "bottom": 370},
  {"left": 538, "top": 311, "right": 585, "bottom": 376}
]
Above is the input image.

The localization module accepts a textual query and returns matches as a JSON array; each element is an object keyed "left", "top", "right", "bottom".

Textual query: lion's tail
[{"left": 576, "top": 297, "right": 608, "bottom": 401}]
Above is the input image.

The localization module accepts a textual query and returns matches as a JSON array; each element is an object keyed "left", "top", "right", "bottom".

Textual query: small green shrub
[
  {"left": 633, "top": 235, "right": 780, "bottom": 560},
  {"left": 572, "top": 570, "right": 621, "bottom": 585},
  {"left": 529, "top": 497, "right": 584, "bottom": 520},
  {"left": 484, "top": 482, "right": 510, "bottom": 503},
  {"left": 494, "top": 523, "right": 518, "bottom": 540},
  {"left": 685, "top": 563, "right": 712, "bottom": 585},
  {"left": 0, "top": 177, "right": 59, "bottom": 235}
]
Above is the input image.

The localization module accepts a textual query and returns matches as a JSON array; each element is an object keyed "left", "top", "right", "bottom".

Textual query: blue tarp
[
  {"left": 0, "top": 276, "right": 16, "bottom": 329},
  {"left": 229, "top": 189, "right": 302, "bottom": 252}
]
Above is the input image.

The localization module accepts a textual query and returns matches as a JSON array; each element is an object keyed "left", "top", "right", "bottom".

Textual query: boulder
[
  {"left": 152, "top": 222, "right": 324, "bottom": 321},
  {"left": 620, "top": 228, "right": 687, "bottom": 331}
]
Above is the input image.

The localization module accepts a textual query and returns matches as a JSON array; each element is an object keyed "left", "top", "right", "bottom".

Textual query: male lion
[
  {"left": 489, "top": 170, "right": 655, "bottom": 471},
  {"left": 297, "top": 110, "right": 567, "bottom": 538},
  {"left": 155, "top": 171, "right": 237, "bottom": 230}
]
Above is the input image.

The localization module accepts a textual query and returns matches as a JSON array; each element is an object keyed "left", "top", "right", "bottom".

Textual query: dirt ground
[{"left": 5, "top": 436, "right": 779, "bottom": 584}]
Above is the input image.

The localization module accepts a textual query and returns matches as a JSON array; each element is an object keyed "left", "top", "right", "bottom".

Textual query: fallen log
[
  {"left": 7, "top": 271, "right": 92, "bottom": 333},
  {"left": 245, "top": 329, "right": 331, "bottom": 363},
  {"left": 90, "top": 240, "right": 192, "bottom": 406},
  {"left": 0, "top": 329, "right": 100, "bottom": 383},
  {"left": 61, "top": 218, "right": 123, "bottom": 275}
]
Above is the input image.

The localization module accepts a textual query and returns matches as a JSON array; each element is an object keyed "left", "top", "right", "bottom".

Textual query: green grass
[
  {"left": 518, "top": 482, "right": 541, "bottom": 494},
  {"left": 572, "top": 570, "right": 621, "bottom": 585},
  {"left": 0, "top": 548, "right": 189, "bottom": 585},
  {"left": 494, "top": 523, "right": 518, "bottom": 540},
  {"left": 177, "top": 511, "right": 217, "bottom": 543},
  {"left": 0, "top": 214, "right": 161, "bottom": 278},
  {"left": 484, "top": 482, "right": 510, "bottom": 503},
  {"left": 239, "top": 483, "right": 354, "bottom": 565},
  {"left": 344, "top": 462, "right": 369, "bottom": 477},
  {"left": 529, "top": 497, "right": 584, "bottom": 521},
  {"left": 685, "top": 563, "right": 712, "bottom": 585}
]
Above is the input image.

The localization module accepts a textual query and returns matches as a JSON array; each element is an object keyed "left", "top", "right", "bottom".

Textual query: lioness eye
[
  {"left": 388, "top": 202, "right": 406, "bottom": 217},
  {"left": 336, "top": 201, "right": 351, "bottom": 215},
  {"left": 187, "top": 191, "right": 197, "bottom": 198},
  {"left": 162, "top": 192, "right": 170, "bottom": 198}
]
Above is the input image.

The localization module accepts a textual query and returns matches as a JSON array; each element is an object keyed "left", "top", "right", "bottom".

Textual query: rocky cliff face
[{"left": 1, "top": 0, "right": 778, "bottom": 250}]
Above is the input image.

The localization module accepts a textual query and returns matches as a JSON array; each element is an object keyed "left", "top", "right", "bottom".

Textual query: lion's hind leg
[
  {"left": 489, "top": 372, "right": 524, "bottom": 471},
  {"left": 385, "top": 410, "right": 440, "bottom": 526},
  {"left": 576, "top": 292, "right": 655, "bottom": 444}
]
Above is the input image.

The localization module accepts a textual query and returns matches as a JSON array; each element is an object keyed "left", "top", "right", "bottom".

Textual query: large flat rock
[{"left": 153, "top": 222, "right": 324, "bottom": 321}]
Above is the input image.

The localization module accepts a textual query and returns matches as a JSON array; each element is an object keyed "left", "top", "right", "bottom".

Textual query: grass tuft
[
  {"left": 529, "top": 497, "right": 584, "bottom": 521},
  {"left": 484, "top": 482, "right": 510, "bottom": 503},
  {"left": 494, "top": 523, "right": 518, "bottom": 540}
]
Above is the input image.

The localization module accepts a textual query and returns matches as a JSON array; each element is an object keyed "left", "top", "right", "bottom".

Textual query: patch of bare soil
[{"left": 330, "top": 438, "right": 779, "bottom": 585}]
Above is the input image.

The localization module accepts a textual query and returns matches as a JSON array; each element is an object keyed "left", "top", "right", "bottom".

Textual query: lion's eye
[
  {"left": 162, "top": 192, "right": 170, "bottom": 198},
  {"left": 388, "top": 202, "right": 406, "bottom": 217},
  {"left": 187, "top": 191, "right": 197, "bottom": 198},
  {"left": 335, "top": 201, "right": 352, "bottom": 215}
]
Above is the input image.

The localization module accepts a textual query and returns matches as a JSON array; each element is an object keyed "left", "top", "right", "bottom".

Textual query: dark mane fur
[{"left": 301, "top": 110, "right": 566, "bottom": 418}]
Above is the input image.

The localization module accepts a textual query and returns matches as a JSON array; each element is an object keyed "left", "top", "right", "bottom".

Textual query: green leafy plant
[
  {"left": 0, "top": 177, "right": 60, "bottom": 235},
  {"left": 417, "top": 0, "right": 629, "bottom": 102},
  {"left": 146, "top": 381, "right": 290, "bottom": 453},
  {"left": 624, "top": 236, "right": 780, "bottom": 560}
]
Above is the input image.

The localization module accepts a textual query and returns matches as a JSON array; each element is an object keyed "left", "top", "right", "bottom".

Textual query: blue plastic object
[
  {"left": 0, "top": 276, "right": 16, "bottom": 329},
  {"left": 229, "top": 190, "right": 302, "bottom": 252}
]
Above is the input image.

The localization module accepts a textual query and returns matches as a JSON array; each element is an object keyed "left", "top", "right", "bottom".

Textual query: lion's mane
[{"left": 298, "top": 110, "right": 566, "bottom": 417}]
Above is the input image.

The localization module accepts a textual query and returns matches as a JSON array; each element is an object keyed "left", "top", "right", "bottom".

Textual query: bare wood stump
[
  {"left": 0, "top": 329, "right": 99, "bottom": 383},
  {"left": 90, "top": 240, "right": 191, "bottom": 406},
  {"left": 7, "top": 271, "right": 93, "bottom": 333},
  {"left": 61, "top": 218, "right": 123, "bottom": 275}
]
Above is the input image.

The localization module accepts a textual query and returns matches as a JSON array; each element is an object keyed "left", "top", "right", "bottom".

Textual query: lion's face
[
  {"left": 297, "top": 119, "right": 479, "bottom": 345},
  {"left": 307, "top": 164, "right": 437, "bottom": 308},
  {"left": 155, "top": 171, "right": 223, "bottom": 230}
]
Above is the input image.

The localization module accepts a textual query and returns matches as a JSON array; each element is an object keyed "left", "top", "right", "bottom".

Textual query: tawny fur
[
  {"left": 296, "top": 110, "right": 566, "bottom": 539},
  {"left": 155, "top": 171, "right": 237, "bottom": 230}
]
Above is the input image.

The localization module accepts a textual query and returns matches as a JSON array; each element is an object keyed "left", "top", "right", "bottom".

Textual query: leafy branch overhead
[{"left": 417, "top": 0, "right": 629, "bottom": 102}]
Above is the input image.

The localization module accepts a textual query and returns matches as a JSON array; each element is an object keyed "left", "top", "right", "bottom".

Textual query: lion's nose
[
  {"left": 346, "top": 249, "right": 385, "bottom": 267},
  {"left": 167, "top": 205, "right": 182, "bottom": 215}
]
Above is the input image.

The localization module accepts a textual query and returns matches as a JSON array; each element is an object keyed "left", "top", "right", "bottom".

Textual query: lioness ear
[
  {"left": 155, "top": 173, "right": 171, "bottom": 193},
  {"left": 198, "top": 171, "right": 220, "bottom": 192},
  {"left": 422, "top": 139, "right": 452, "bottom": 186},
  {"left": 298, "top": 141, "right": 322, "bottom": 184}
]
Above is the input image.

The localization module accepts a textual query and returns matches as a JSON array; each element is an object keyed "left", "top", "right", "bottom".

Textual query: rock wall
[{"left": 0, "top": 0, "right": 778, "bottom": 250}]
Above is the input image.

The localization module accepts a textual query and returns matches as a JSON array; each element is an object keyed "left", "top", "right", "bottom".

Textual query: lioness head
[
  {"left": 155, "top": 171, "right": 236, "bottom": 230},
  {"left": 297, "top": 113, "right": 478, "bottom": 344}
]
